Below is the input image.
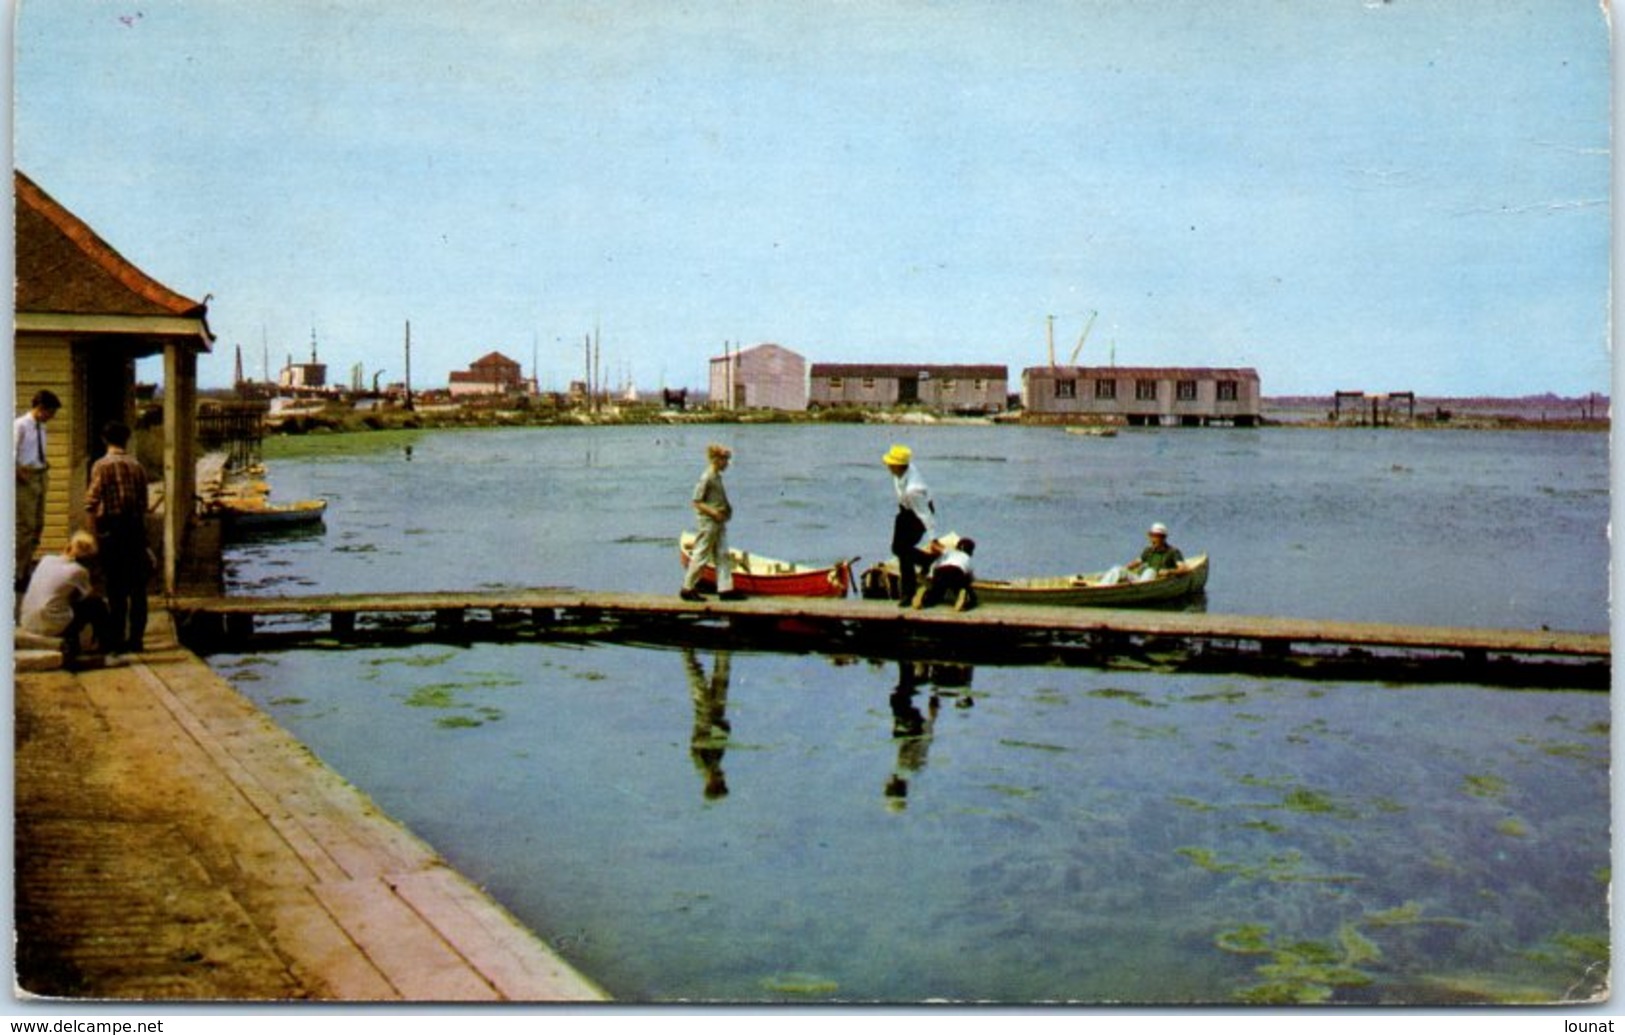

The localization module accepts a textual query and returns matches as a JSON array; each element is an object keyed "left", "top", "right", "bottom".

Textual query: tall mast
[{"left": 404, "top": 320, "right": 414, "bottom": 410}]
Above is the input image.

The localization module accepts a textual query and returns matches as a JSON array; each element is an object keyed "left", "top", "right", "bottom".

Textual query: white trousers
[
  {"left": 684, "top": 518, "right": 734, "bottom": 592},
  {"left": 1100, "top": 564, "right": 1157, "bottom": 586}
]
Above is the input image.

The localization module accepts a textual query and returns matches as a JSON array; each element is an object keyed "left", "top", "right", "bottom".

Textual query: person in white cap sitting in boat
[{"left": 1100, "top": 522, "right": 1186, "bottom": 586}]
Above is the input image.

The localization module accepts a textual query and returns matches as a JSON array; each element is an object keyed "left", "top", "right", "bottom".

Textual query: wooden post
[{"left": 161, "top": 342, "right": 198, "bottom": 596}]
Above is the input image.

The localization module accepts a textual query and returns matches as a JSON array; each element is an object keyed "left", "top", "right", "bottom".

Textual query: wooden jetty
[
  {"left": 14, "top": 612, "right": 609, "bottom": 1001},
  {"left": 167, "top": 591, "right": 1610, "bottom": 690}
]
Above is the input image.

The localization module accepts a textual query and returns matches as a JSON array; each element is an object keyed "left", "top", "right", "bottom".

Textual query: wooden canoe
[
  {"left": 218, "top": 498, "right": 328, "bottom": 530},
  {"left": 678, "top": 532, "right": 856, "bottom": 598},
  {"left": 973, "top": 554, "right": 1209, "bottom": 607}
]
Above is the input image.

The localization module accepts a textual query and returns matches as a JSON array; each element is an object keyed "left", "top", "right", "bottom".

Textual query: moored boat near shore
[
  {"left": 217, "top": 497, "right": 328, "bottom": 531},
  {"left": 678, "top": 532, "right": 855, "bottom": 597},
  {"left": 862, "top": 553, "right": 1209, "bottom": 607},
  {"left": 972, "top": 554, "right": 1209, "bottom": 607}
]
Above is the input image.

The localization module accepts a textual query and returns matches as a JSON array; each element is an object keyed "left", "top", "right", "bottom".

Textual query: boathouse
[
  {"left": 14, "top": 170, "right": 214, "bottom": 593},
  {"left": 1021, "top": 366, "right": 1261, "bottom": 426},
  {"left": 708, "top": 343, "right": 807, "bottom": 410},
  {"left": 808, "top": 363, "right": 1009, "bottom": 414},
  {"left": 449, "top": 350, "right": 532, "bottom": 398}
]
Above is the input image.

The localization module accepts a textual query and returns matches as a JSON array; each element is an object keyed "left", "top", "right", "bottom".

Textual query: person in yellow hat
[{"left": 882, "top": 444, "right": 936, "bottom": 607}]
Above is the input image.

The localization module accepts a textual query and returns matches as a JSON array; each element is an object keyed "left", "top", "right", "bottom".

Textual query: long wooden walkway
[
  {"left": 14, "top": 611, "right": 609, "bottom": 1001},
  {"left": 168, "top": 590, "right": 1610, "bottom": 689}
]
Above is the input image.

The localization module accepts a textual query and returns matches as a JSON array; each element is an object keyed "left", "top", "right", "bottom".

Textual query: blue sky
[{"left": 11, "top": 0, "right": 1613, "bottom": 396}]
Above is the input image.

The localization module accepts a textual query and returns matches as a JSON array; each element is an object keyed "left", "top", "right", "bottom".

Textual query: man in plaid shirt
[{"left": 84, "top": 421, "right": 150, "bottom": 655}]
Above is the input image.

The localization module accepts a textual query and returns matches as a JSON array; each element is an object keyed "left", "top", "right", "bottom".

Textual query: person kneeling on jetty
[
  {"left": 19, "top": 531, "right": 121, "bottom": 669},
  {"left": 913, "top": 536, "right": 977, "bottom": 612},
  {"left": 1100, "top": 522, "right": 1185, "bottom": 586},
  {"left": 680, "top": 443, "right": 745, "bottom": 602}
]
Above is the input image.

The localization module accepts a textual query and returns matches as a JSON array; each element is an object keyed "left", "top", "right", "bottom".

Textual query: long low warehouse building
[
  {"left": 1022, "top": 366, "right": 1262, "bottom": 426},
  {"left": 808, "top": 363, "right": 1009, "bottom": 414}
]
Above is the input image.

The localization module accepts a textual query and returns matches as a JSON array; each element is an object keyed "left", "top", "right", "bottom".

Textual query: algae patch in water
[
  {"left": 368, "top": 650, "right": 458, "bottom": 669},
  {"left": 1360, "top": 901, "right": 1469, "bottom": 929},
  {"left": 1272, "top": 787, "right": 1348, "bottom": 816},
  {"left": 760, "top": 972, "right": 840, "bottom": 996},
  {"left": 1496, "top": 817, "right": 1530, "bottom": 838},
  {"left": 1170, "top": 795, "right": 1219, "bottom": 812},
  {"left": 405, "top": 686, "right": 459, "bottom": 709},
  {"left": 1215, "top": 923, "right": 1377, "bottom": 1004},
  {"left": 998, "top": 738, "right": 1068, "bottom": 754},
  {"left": 1087, "top": 688, "right": 1163, "bottom": 708},
  {"left": 1177, "top": 846, "right": 1360, "bottom": 884},
  {"left": 1462, "top": 773, "right": 1509, "bottom": 800}
]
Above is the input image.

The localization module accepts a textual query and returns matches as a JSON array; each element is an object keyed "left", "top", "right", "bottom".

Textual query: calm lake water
[{"left": 212, "top": 424, "right": 1611, "bottom": 1003}]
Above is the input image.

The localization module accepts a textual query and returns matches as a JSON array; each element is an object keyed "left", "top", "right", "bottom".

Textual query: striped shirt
[{"left": 86, "top": 450, "right": 149, "bottom": 522}]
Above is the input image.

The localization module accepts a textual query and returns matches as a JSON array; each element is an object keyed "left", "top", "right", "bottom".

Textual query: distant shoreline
[{"left": 242, "top": 395, "right": 1609, "bottom": 438}]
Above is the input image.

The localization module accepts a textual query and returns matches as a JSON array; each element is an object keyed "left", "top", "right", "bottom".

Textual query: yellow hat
[{"left": 882, "top": 444, "right": 912, "bottom": 466}]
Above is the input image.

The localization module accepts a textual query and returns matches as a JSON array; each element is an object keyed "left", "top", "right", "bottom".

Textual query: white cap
[{"left": 1149, "top": 522, "right": 1168, "bottom": 535}]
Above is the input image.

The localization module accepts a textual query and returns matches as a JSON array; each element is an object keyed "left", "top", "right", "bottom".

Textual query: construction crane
[
  {"left": 1046, "top": 311, "right": 1099, "bottom": 368},
  {"left": 1068, "top": 310, "right": 1098, "bottom": 366}
]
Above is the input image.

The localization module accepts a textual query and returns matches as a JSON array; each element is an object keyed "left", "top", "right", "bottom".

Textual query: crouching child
[
  {"left": 913, "top": 536, "right": 977, "bottom": 612},
  {"left": 19, "top": 531, "right": 119, "bottom": 669}
]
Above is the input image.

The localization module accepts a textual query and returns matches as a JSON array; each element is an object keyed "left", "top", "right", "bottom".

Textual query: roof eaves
[{"left": 15, "top": 169, "right": 209, "bottom": 321}]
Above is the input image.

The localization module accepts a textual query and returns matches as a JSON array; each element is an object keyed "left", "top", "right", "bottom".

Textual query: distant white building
[{"left": 708, "top": 343, "right": 807, "bottom": 411}]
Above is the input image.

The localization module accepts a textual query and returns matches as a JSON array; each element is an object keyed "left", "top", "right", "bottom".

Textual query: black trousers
[
  {"left": 891, "top": 507, "right": 932, "bottom": 601},
  {"left": 919, "top": 564, "right": 973, "bottom": 609},
  {"left": 62, "top": 596, "right": 115, "bottom": 666},
  {"left": 98, "top": 518, "right": 150, "bottom": 653}
]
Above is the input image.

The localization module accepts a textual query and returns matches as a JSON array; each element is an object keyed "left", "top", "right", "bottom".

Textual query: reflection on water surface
[
  {"left": 223, "top": 425, "right": 1609, "bottom": 1002},
  {"left": 215, "top": 641, "right": 1609, "bottom": 1004}
]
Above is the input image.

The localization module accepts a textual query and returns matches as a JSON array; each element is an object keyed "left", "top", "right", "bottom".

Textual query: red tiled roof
[{"left": 15, "top": 170, "right": 209, "bottom": 321}]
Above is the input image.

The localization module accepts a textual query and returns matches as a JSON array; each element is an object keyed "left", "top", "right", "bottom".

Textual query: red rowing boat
[{"left": 678, "top": 532, "right": 856, "bottom": 598}]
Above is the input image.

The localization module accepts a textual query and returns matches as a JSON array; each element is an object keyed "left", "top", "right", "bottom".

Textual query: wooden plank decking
[
  {"left": 14, "top": 611, "right": 610, "bottom": 1001},
  {"left": 167, "top": 590, "right": 1609, "bottom": 688}
]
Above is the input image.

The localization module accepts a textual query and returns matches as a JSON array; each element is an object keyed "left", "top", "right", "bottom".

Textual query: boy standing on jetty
[{"left": 681, "top": 443, "right": 745, "bottom": 602}]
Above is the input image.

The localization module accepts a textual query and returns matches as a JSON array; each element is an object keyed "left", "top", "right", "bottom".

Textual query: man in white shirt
[
  {"left": 14, "top": 389, "right": 60, "bottom": 590},
  {"left": 882, "top": 444, "right": 937, "bottom": 607}
]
